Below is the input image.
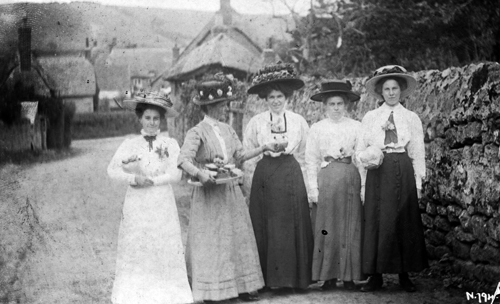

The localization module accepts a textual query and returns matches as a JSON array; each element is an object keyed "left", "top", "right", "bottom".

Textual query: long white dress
[{"left": 107, "top": 131, "right": 193, "bottom": 304}]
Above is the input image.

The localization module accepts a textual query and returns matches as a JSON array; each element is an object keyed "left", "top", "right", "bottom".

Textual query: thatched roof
[
  {"left": 36, "top": 56, "right": 96, "bottom": 97},
  {"left": 165, "top": 8, "right": 272, "bottom": 82},
  {"left": 106, "top": 48, "right": 171, "bottom": 78},
  {"left": 166, "top": 29, "right": 263, "bottom": 81}
]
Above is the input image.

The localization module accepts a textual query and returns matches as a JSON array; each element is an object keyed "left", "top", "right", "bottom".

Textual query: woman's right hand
[
  {"left": 197, "top": 171, "right": 216, "bottom": 186},
  {"left": 134, "top": 175, "right": 154, "bottom": 187}
]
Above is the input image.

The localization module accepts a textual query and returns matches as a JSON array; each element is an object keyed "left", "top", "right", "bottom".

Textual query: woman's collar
[
  {"left": 141, "top": 129, "right": 160, "bottom": 136},
  {"left": 381, "top": 102, "right": 402, "bottom": 111},
  {"left": 203, "top": 115, "right": 219, "bottom": 126}
]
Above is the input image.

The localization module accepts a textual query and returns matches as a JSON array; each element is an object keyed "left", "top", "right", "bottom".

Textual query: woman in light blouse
[
  {"left": 305, "top": 80, "right": 364, "bottom": 291},
  {"left": 356, "top": 65, "right": 428, "bottom": 292},
  {"left": 244, "top": 62, "right": 313, "bottom": 291},
  {"left": 177, "top": 74, "right": 278, "bottom": 302}
]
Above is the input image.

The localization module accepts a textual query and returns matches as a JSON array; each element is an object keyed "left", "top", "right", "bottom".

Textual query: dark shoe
[
  {"left": 239, "top": 291, "right": 260, "bottom": 301},
  {"left": 399, "top": 273, "right": 416, "bottom": 292},
  {"left": 320, "top": 279, "right": 337, "bottom": 291},
  {"left": 343, "top": 280, "right": 356, "bottom": 290},
  {"left": 361, "top": 274, "right": 383, "bottom": 292}
]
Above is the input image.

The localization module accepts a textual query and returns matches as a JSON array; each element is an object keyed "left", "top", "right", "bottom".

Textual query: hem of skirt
[{"left": 192, "top": 273, "right": 264, "bottom": 302}]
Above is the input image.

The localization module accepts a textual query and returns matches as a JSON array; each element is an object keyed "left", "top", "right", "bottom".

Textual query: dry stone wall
[{"left": 244, "top": 62, "right": 500, "bottom": 284}]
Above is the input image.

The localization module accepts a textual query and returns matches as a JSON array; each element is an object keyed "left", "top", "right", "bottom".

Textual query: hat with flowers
[
  {"left": 247, "top": 62, "right": 304, "bottom": 95},
  {"left": 123, "top": 90, "right": 178, "bottom": 117},
  {"left": 193, "top": 73, "right": 237, "bottom": 105},
  {"left": 365, "top": 65, "right": 417, "bottom": 101}
]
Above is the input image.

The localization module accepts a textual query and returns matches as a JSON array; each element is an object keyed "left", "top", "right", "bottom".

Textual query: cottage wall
[
  {"left": 65, "top": 97, "right": 93, "bottom": 113},
  {"left": 243, "top": 62, "right": 500, "bottom": 283},
  {"left": 0, "top": 116, "right": 46, "bottom": 151}
]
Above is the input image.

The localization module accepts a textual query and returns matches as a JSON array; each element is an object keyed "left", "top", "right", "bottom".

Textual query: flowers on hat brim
[
  {"left": 248, "top": 62, "right": 304, "bottom": 95},
  {"left": 123, "top": 92, "right": 178, "bottom": 117}
]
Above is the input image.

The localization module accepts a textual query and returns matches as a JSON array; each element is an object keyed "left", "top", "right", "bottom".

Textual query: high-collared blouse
[
  {"left": 107, "top": 130, "right": 182, "bottom": 186},
  {"left": 305, "top": 117, "right": 362, "bottom": 197},
  {"left": 355, "top": 102, "right": 426, "bottom": 189},
  {"left": 243, "top": 110, "right": 309, "bottom": 176}
]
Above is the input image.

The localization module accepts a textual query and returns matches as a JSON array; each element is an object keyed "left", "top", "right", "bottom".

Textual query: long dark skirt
[
  {"left": 363, "top": 152, "right": 428, "bottom": 274},
  {"left": 312, "top": 162, "right": 364, "bottom": 282},
  {"left": 249, "top": 154, "right": 313, "bottom": 289}
]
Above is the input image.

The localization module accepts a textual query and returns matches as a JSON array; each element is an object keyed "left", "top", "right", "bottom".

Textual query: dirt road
[{"left": 4, "top": 136, "right": 467, "bottom": 303}]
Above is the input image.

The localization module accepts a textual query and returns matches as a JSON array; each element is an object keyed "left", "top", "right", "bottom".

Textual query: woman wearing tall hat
[
  {"left": 107, "top": 92, "right": 193, "bottom": 304},
  {"left": 356, "top": 65, "right": 428, "bottom": 292},
  {"left": 177, "top": 74, "right": 277, "bottom": 302},
  {"left": 244, "top": 62, "right": 313, "bottom": 291},
  {"left": 305, "top": 80, "right": 364, "bottom": 291}
]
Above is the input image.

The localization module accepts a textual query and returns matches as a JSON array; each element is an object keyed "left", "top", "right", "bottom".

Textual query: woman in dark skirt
[
  {"left": 356, "top": 65, "right": 428, "bottom": 292},
  {"left": 243, "top": 62, "right": 313, "bottom": 291},
  {"left": 305, "top": 80, "right": 364, "bottom": 291}
]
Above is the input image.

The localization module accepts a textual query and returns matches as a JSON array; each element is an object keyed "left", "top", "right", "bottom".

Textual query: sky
[{"left": 0, "top": 0, "right": 312, "bottom": 15}]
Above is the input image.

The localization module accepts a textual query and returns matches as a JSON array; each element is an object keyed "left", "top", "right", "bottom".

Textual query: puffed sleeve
[
  {"left": 107, "top": 138, "right": 136, "bottom": 185},
  {"left": 177, "top": 128, "right": 202, "bottom": 177},
  {"left": 406, "top": 112, "right": 426, "bottom": 189},
  {"left": 354, "top": 113, "right": 371, "bottom": 188},
  {"left": 152, "top": 139, "right": 182, "bottom": 185},
  {"left": 305, "top": 123, "right": 321, "bottom": 201}
]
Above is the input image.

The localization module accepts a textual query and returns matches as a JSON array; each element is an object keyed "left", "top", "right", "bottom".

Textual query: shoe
[
  {"left": 399, "top": 273, "right": 416, "bottom": 292},
  {"left": 239, "top": 292, "right": 260, "bottom": 301},
  {"left": 320, "top": 279, "right": 337, "bottom": 291},
  {"left": 343, "top": 280, "right": 357, "bottom": 290},
  {"left": 360, "top": 274, "right": 383, "bottom": 292}
]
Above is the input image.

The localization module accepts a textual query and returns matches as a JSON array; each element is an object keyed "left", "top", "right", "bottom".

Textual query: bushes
[{"left": 72, "top": 110, "right": 168, "bottom": 140}]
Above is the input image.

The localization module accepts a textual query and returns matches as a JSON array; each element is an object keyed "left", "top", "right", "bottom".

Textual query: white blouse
[
  {"left": 305, "top": 117, "right": 362, "bottom": 200},
  {"left": 107, "top": 131, "right": 182, "bottom": 186},
  {"left": 355, "top": 103, "right": 426, "bottom": 189},
  {"left": 243, "top": 110, "right": 309, "bottom": 190}
]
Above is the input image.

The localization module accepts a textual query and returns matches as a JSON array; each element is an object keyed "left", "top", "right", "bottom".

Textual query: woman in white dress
[
  {"left": 107, "top": 92, "right": 193, "bottom": 304},
  {"left": 305, "top": 80, "right": 364, "bottom": 291}
]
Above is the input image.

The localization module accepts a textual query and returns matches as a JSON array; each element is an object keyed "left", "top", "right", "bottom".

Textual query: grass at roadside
[{"left": 0, "top": 148, "right": 81, "bottom": 168}]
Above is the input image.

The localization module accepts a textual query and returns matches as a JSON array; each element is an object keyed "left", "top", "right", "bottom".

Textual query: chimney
[
  {"left": 18, "top": 17, "right": 31, "bottom": 71},
  {"left": 84, "top": 37, "right": 91, "bottom": 60},
  {"left": 220, "top": 0, "right": 232, "bottom": 26},
  {"left": 262, "top": 49, "right": 276, "bottom": 65},
  {"left": 172, "top": 44, "right": 180, "bottom": 65}
]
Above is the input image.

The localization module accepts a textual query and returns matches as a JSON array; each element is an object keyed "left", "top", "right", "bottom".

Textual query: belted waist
[
  {"left": 382, "top": 147, "right": 406, "bottom": 154},
  {"left": 323, "top": 156, "right": 352, "bottom": 164}
]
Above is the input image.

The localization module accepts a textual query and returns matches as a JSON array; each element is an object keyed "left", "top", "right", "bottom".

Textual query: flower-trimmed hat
[
  {"left": 123, "top": 91, "right": 178, "bottom": 117},
  {"left": 247, "top": 62, "right": 304, "bottom": 95},
  {"left": 193, "top": 73, "right": 236, "bottom": 105},
  {"left": 310, "top": 80, "right": 360, "bottom": 102},
  {"left": 365, "top": 65, "right": 417, "bottom": 101}
]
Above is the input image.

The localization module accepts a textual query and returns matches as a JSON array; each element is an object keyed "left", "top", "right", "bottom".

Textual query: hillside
[{"left": 0, "top": 2, "right": 293, "bottom": 55}]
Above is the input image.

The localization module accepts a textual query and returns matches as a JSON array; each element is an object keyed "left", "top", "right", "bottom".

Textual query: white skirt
[{"left": 111, "top": 185, "right": 193, "bottom": 304}]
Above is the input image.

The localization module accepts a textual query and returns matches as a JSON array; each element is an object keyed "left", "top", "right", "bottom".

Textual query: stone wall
[{"left": 243, "top": 62, "right": 500, "bottom": 284}]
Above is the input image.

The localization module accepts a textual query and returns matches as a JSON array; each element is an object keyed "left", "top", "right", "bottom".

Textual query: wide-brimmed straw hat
[
  {"left": 123, "top": 91, "right": 178, "bottom": 117},
  {"left": 247, "top": 62, "right": 304, "bottom": 95},
  {"left": 310, "top": 80, "right": 360, "bottom": 102},
  {"left": 365, "top": 65, "right": 417, "bottom": 100},
  {"left": 193, "top": 73, "right": 237, "bottom": 105}
]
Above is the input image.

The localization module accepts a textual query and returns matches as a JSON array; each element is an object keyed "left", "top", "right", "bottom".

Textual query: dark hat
[
  {"left": 123, "top": 91, "right": 178, "bottom": 117},
  {"left": 247, "top": 62, "right": 304, "bottom": 95},
  {"left": 365, "top": 65, "right": 417, "bottom": 100},
  {"left": 310, "top": 80, "right": 360, "bottom": 102},
  {"left": 192, "top": 73, "right": 237, "bottom": 105}
]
